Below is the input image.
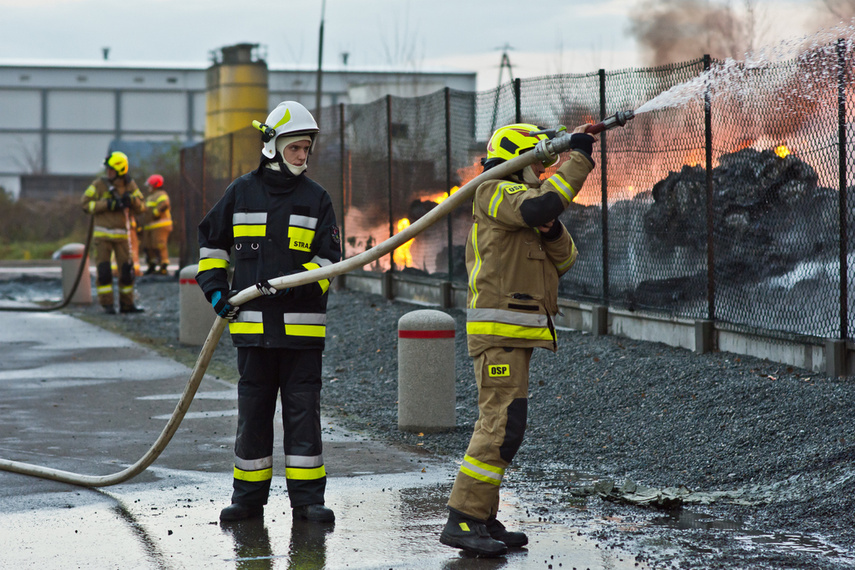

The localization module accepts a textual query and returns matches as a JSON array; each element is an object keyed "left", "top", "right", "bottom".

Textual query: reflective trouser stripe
[
  {"left": 466, "top": 321, "right": 552, "bottom": 341},
  {"left": 285, "top": 465, "right": 326, "bottom": 481},
  {"left": 234, "top": 455, "right": 273, "bottom": 482},
  {"left": 234, "top": 466, "right": 273, "bottom": 482},
  {"left": 459, "top": 454, "right": 504, "bottom": 486}
]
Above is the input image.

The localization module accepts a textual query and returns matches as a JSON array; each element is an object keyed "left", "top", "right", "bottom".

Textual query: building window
[
  {"left": 19, "top": 75, "right": 30, "bottom": 82},
  {"left": 77, "top": 75, "right": 88, "bottom": 82},
  {"left": 390, "top": 123, "right": 409, "bottom": 139},
  {"left": 167, "top": 77, "right": 178, "bottom": 84},
  {"left": 134, "top": 77, "right": 144, "bottom": 83}
]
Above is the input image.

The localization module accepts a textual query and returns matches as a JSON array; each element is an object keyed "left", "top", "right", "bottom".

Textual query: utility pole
[
  {"left": 315, "top": 0, "right": 327, "bottom": 129},
  {"left": 490, "top": 44, "right": 515, "bottom": 133}
]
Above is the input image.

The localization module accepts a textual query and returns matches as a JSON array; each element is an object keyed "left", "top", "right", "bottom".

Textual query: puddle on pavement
[
  {"left": 651, "top": 509, "right": 855, "bottom": 562},
  {"left": 2, "top": 467, "right": 649, "bottom": 569}
]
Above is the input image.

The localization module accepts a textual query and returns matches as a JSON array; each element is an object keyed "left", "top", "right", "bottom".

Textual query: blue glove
[{"left": 211, "top": 290, "right": 240, "bottom": 320}]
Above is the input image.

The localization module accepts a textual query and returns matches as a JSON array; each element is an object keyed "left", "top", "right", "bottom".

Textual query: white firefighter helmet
[{"left": 258, "top": 101, "right": 319, "bottom": 159}]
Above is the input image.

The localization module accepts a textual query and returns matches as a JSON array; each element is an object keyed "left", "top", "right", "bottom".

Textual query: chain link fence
[{"left": 178, "top": 41, "right": 854, "bottom": 343}]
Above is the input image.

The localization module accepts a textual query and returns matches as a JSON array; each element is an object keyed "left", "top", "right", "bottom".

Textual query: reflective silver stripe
[
  {"left": 94, "top": 226, "right": 128, "bottom": 236},
  {"left": 233, "top": 212, "right": 267, "bottom": 225},
  {"left": 467, "top": 307, "right": 547, "bottom": 327},
  {"left": 289, "top": 214, "right": 318, "bottom": 228},
  {"left": 234, "top": 455, "right": 273, "bottom": 471},
  {"left": 309, "top": 255, "right": 334, "bottom": 268},
  {"left": 235, "top": 310, "right": 263, "bottom": 323},
  {"left": 199, "top": 247, "right": 230, "bottom": 261},
  {"left": 460, "top": 456, "right": 504, "bottom": 484},
  {"left": 285, "top": 454, "right": 324, "bottom": 468},
  {"left": 283, "top": 313, "right": 327, "bottom": 325}
]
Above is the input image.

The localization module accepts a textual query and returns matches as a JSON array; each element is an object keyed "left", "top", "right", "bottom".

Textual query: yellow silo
[{"left": 205, "top": 43, "right": 268, "bottom": 139}]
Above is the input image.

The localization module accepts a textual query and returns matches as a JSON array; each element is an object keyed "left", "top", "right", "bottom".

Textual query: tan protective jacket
[
  {"left": 465, "top": 150, "right": 594, "bottom": 356},
  {"left": 80, "top": 177, "right": 144, "bottom": 239},
  {"left": 141, "top": 189, "right": 173, "bottom": 231}
]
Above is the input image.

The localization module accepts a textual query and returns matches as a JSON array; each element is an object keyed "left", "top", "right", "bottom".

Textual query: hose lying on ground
[
  {"left": 0, "top": 216, "right": 94, "bottom": 313},
  {"left": 0, "top": 149, "right": 543, "bottom": 486}
]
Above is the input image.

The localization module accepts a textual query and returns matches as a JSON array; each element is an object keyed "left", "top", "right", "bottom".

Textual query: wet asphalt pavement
[
  {"left": 4, "top": 264, "right": 855, "bottom": 569},
  {"left": 0, "top": 301, "right": 647, "bottom": 569}
]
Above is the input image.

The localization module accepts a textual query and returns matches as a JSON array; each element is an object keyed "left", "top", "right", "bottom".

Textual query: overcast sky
[{"left": 0, "top": 0, "right": 830, "bottom": 90}]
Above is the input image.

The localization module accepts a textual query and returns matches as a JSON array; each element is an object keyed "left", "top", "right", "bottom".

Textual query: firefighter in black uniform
[{"left": 196, "top": 101, "right": 341, "bottom": 523}]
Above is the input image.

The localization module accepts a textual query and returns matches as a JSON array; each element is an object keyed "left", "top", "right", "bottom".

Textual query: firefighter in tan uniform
[
  {"left": 440, "top": 123, "right": 597, "bottom": 556},
  {"left": 80, "top": 151, "right": 146, "bottom": 314},
  {"left": 141, "top": 173, "right": 173, "bottom": 275}
]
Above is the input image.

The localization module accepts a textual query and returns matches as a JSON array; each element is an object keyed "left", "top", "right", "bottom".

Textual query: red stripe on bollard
[
  {"left": 179, "top": 278, "right": 197, "bottom": 285},
  {"left": 60, "top": 254, "right": 83, "bottom": 260},
  {"left": 398, "top": 329, "right": 455, "bottom": 339}
]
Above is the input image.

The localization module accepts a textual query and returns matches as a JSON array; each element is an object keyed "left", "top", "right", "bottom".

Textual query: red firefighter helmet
[{"left": 146, "top": 174, "right": 164, "bottom": 188}]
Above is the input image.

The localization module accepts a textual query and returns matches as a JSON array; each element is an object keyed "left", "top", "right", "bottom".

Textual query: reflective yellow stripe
[
  {"left": 466, "top": 321, "right": 552, "bottom": 341},
  {"left": 288, "top": 227, "right": 314, "bottom": 252},
  {"left": 198, "top": 258, "right": 228, "bottom": 272},
  {"left": 93, "top": 230, "right": 128, "bottom": 239},
  {"left": 234, "top": 466, "right": 272, "bottom": 482},
  {"left": 97, "top": 284, "right": 112, "bottom": 294},
  {"left": 285, "top": 324, "right": 325, "bottom": 338},
  {"left": 143, "top": 220, "right": 173, "bottom": 230},
  {"left": 460, "top": 454, "right": 504, "bottom": 486},
  {"left": 488, "top": 186, "right": 505, "bottom": 218},
  {"left": 234, "top": 225, "right": 266, "bottom": 237},
  {"left": 547, "top": 173, "right": 575, "bottom": 202},
  {"left": 84, "top": 185, "right": 96, "bottom": 197},
  {"left": 301, "top": 262, "right": 330, "bottom": 293},
  {"left": 285, "top": 465, "right": 326, "bottom": 480},
  {"left": 229, "top": 321, "right": 264, "bottom": 334},
  {"left": 468, "top": 223, "right": 481, "bottom": 308}
]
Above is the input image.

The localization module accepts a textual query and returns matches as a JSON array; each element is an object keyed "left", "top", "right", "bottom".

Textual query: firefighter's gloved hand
[
  {"left": 256, "top": 280, "right": 291, "bottom": 297},
  {"left": 568, "top": 133, "right": 596, "bottom": 157},
  {"left": 119, "top": 194, "right": 132, "bottom": 209},
  {"left": 211, "top": 290, "right": 240, "bottom": 320},
  {"left": 107, "top": 198, "right": 121, "bottom": 211}
]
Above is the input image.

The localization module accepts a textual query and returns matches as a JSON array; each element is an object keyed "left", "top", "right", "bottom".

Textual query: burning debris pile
[{"left": 643, "top": 147, "right": 840, "bottom": 282}]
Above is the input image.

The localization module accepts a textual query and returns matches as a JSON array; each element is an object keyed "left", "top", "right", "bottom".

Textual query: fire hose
[
  {"left": 0, "top": 215, "right": 94, "bottom": 313},
  {"left": 0, "top": 113, "right": 634, "bottom": 487}
]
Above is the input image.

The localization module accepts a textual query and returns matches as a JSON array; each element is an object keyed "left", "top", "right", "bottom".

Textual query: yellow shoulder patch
[{"left": 501, "top": 183, "right": 527, "bottom": 194}]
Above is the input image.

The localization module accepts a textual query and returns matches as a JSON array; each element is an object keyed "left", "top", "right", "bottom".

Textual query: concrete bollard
[
  {"left": 397, "top": 309, "right": 456, "bottom": 433},
  {"left": 59, "top": 243, "right": 91, "bottom": 304},
  {"left": 179, "top": 264, "right": 216, "bottom": 345}
]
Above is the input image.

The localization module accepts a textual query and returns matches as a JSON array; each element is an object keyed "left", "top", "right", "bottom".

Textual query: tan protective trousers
[
  {"left": 142, "top": 227, "right": 171, "bottom": 266},
  {"left": 447, "top": 346, "right": 532, "bottom": 520}
]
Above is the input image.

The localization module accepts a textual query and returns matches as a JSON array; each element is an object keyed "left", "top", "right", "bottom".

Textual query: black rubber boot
[
  {"left": 486, "top": 517, "right": 528, "bottom": 547},
  {"left": 158, "top": 264, "right": 169, "bottom": 275},
  {"left": 220, "top": 503, "right": 264, "bottom": 522},
  {"left": 103, "top": 305, "right": 117, "bottom": 315},
  {"left": 293, "top": 504, "right": 335, "bottom": 523},
  {"left": 120, "top": 304, "right": 145, "bottom": 313},
  {"left": 440, "top": 510, "right": 508, "bottom": 557},
  {"left": 144, "top": 264, "right": 157, "bottom": 275}
]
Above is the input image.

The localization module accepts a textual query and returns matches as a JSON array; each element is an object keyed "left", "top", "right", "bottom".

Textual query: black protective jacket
[{"left": 196, "top": 166, "right": 341, "bottom": 349}]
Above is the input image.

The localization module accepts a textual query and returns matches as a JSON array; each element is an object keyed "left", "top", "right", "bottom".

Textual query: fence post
[
  {"left": 445, "top": 87, "right": 454, "bottom": 281},
  {"left": 704, "top": 54, "right": 715, "bottom": 323},
  {"left": 514, "top": 78, "right": 521, "bottom": 123},
  {"left": 339, "top": 102, "right": 347, "bottom": 261},
  {"left": 599, "top": 69, "right": 609, "bottom": 306},
  {"left": 386, "top": 94, "right": 395, "bottom": 276},
  {"left": 837, "top": 38, "right": 849, "bottom": 342},
  {"left": 828, "top": 38, "right": 849, "bottom": 377}
]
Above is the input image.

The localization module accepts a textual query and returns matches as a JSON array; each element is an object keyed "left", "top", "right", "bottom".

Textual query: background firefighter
[
  {"left": 80, "top": 151, "right": 146, "bottom": 314},
  {"left": 196, "top": 101, "right": 341, "bottom": 524},
  {"left": 440, "top": 123, "right": 598, "bottom": 556},
  {"left": 140, "top": 173, "right": 173, "bottom": 275}
]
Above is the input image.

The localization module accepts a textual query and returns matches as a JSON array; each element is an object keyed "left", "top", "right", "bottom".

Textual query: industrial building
[{"left": 0, "top": 43, "right": 476, "bottom": 199}]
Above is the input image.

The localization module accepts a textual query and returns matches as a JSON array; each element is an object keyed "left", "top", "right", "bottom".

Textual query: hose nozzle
[{"left": 585, "top": 110, "right": 635, "bottom": 135}]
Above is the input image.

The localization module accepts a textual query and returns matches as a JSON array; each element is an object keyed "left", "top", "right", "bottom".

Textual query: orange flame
[{"left": 393, "top": 217, "right": 414, "bottom": 268}]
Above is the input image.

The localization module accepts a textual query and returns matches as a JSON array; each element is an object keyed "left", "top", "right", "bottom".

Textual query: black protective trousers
[{"left": 231, "top": 346, "right": 326, "bottom": 508}]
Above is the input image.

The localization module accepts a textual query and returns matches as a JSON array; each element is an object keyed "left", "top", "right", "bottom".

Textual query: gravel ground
[{"left": 5, "top": 273, "right": 855, "bottom": 569}]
